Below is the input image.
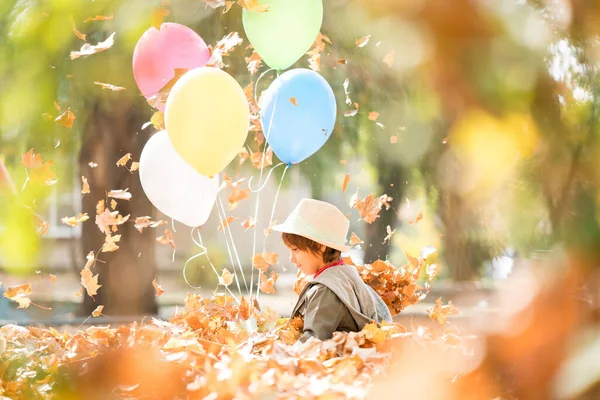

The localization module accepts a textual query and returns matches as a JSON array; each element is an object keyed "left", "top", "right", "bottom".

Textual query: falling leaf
[
  {"left": 92, "top": 305, "right": 104, "bottom": 317},
  {"left": 343, "top": 78, "right": 352, "bottom": 106},
  {"left": 382, "top": 225, "right": 396, "bottom": 245},
  {"left": 157, "top": 229, "right": 176, "bottom": 249},
  {"left": 289, "top": 97, "right": 298, "bottom": 106},
  {"left": 263, "top": 219, "right": 277, "bottom": 237},
  {"left": 153, "top": 279, "right": 165, "bottom": 296},
  {"left": 101, "top": 234, "right": 121, "bottom": 252},
  {"left": 151, "top": 6, "right": 170, "bottom": 29},
  {"left": 36, "top": 220, "right": 49, "bottom": 237},
  {"left": 130, "top": 162, "right": 140, "bottom": 172},
  {"left": 350, "top": 194, "right": 382, "bottom": 224},
  {"left": 376, "top": 122, "right": 385, "bottom": 129},
  {"left": 390, "top": 136, "right": 398, "bottom": 144},
  {"left": 81, "top": 176, "right": 90, "bottom": 194},
  {"left": 241, "top": 217, "right": 256, "bottom": 231},
  {"left": 237, "top": 0, "right": 270, "bottom": 12},
  {"left": 307, "top": 32, "right": 331, "bottom": 72},
  {"left": 108, "top": 189, "right": 132, "bottom": 201},
  {"left": 55, "top": 108, "right": 76, "bottom": 128},
  {"left": 427, "top": 298, "right": 459, "bottom": 324},
  {"left": 21, "top": 149, "right": 43, "bottom": 169},
  {"left": 245, "top": 50, "right": 262, "bottom": 75},
  {"left": 70, "top": 32, "right": 116, "bottom": 60},
  {"left": 342, "top": 174, "right": 350, "bottom": 192},
  {"left": 293, "top": 270, "right": 310, "bottom": 295},
  {"left": 337, "top": 59, "right": 347, "bottom": 64},
  {"left": 239, "top": 296, "right": 253, "bottom": 320},
  {"left": 340, "top": 159, "right": 347, "bottom": 165},
  {"left": 349, "top": 232, "right": 363, "bottom": 246},
  {"left": 368, "top": 112, "right": 380, "bottom": 121},
  {"left": 84, "top": 14, "right": 114, "bottom": 22},
  {"left": 219, "top": 269, "right": 234, "bottom": 287},
  {"left": 3, "top": 284, "right": 32, "bottom": 309},
  {"left": 344, "top": 109, "right": 358, "bottom": 117},
  {"left": 147, "top": 71, "right": 189, "bottom": 110},
  {"left": 110, "top": 199, "right": 117, "bottom": 210},
  {"left": 252, "top": 252, "right": 278, "bottom": 272},
  {"left": 383, "top": 50, "right": 395, "bottom": 67},
  {"left": 379, "top": 194, "right": 393, "bottom": 210},
  {"left": 94, "top": 82, "right": 126, "bottom": 91},
  {"left": 61, "top": 213, "right": 90, "bottom": 227},
  {"left": 134, "top": 216, "right": 167, "bottom": 233},
  {"left": 409, "top": 211, "right": 423, "bottom": 225},
  {"left": 228, "top": 187, "right": 251, "bottom": 210},
  {"left": 356, "top": 34, "right": 371, "bottom": 48},
  {"left": 116, "top": 153, "right": 132, "bottom": 168},
  {"left": 88, "top": 162, "right": 98, "bottom": 168},
  {"left": 218, "top": 216, "right": 237, "bottom": 231},
  {"left": 259, "top": 271, "right": 279, "bottom": 294},
  {"left": 81, "top": 252, "right": 101, "bottom": 299},
  {"left": 71, "top": 17, "right": 86, "bottom": 41},
  {"left": 95, "top": 208, "right": 130, "bottom": 235},
  {"left": 207, "top": 32, "right": 243, "bottom": 69},
  {"left": 49, "top": 274, "right": 56, "bottom": 283},
  {"left": 250, "top": 148, "right": 273, "bottom": 170}
]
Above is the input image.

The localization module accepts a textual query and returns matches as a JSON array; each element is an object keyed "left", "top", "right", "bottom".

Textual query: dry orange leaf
[
  {"left": 245, "top": 50, "right": 262, "bottom": 75},
  {"left": 71, "top": 17, "right": 86, "bottom": 41},
  {"left": 3, "top": 283, "right": 32, "bottom": 309},
  {"left": 61, "top": 213, "right": 90, "bottom": 227},
  {"left": 350, "top": 193, "right": 382, "bottom": 224},
  {"left": 237, "top": 0, "right": 270, "bottom": 12},
  {"left": 409, "top": 211, "right": 423, "bottom": 225},
  {"left": 383, "top": 50, "right": 395, "bottom": 67},
  {"left": 108, "top": 189, "right": 132, "bottom": 201},
  {"left": 218, "top": 216, "right": 237, "bottom": 231},
  {"left": 228, "top": 187, "right": 251, "bottom": 210},
  {"left": 289, "top": 97, "right": 298, "bottom": 106},
  {"left": 151, "top": 6, "right": 170, "bottom": 29},
  {"left": 219, "top": 269, "right": 234, "bottom": 287},
  {"left": 92, "top": 305, "right": 104, "bottom": 317},
  {"left": 207, "top": 32, "right": 243, "bottom": 69},
  {"left": 342, "top": 174, "right": 350, "bottom": 192},
  {"left": 293, "top": 270, "right": 310, "bottom": 295},
  {"left": 84, "top": 14, "right": 114, "bottom": 22},
  {"left": 252, "top": 252, "right": 278, "bottom": 272},
  {"left": 307, "top": 32, "right": 331, "bottom": 72},
  {"left": 49, "top": 274, "right": 56, "bottom": 283},
  {"left": 21, "top": 149, "right": 57, "bottom": 186},
  {"left": 101, "top": 234, "right": 121, "bottom": 252},
  {"left": 94, "top": 82, "right": 126, "bottom": 91},
  {"left": 250, "top": 148, "right": 273, "bottom": 170},
  {"left": 110, "top": 199, "right": 117, "bottom": 210},
  {"left": 356, "top": 34, "right": 371, "bottom": 48},
  {"left": 147, "top": 71, "right": 188, "bottom": 110},
  {"left": 81, "top": 176, "right": 90, "bottom": 194},
  {"left": 157, "top": 229, "right": 176, "bottom": 249},
  {"left": 349, "top": 232, "right": 363, "bottom": 246},
  {"left": 55, "top": 108, "right": 76, "bottom": 128},
  {"left": 129, "top": 162, "right": 140, "bottom": 172},
  {"left": 116, "top": 153, "right": 132, "bottom": 167},
  {"left": 427, "top": 298, "right": 459, "bottom": 324},
  {"left": 259, "top": 271, "right": 279, "bottom": 294},
  {"left": 241, "top": 217, "right": 256, "bottom": 231},
  {"left": 368, "top": 111, "right": 379, "bottom": 121},
  {"left": 134, "top": 216, "right": 167, "bottom": 233},
  {"left": 153, "top": 279, "right": 165, "bottom": 296},
  {"left": 95, "top": 208, "right": 130, "bottom": 235},
  {"left": 21, "top": 148, "right": 43, "bottom": 169},
  {"left": 81, "top": 251, "right": 101, "bottom": 299},
  {"left": 70, "top": 32, "right": 115, "bottom": 60}
]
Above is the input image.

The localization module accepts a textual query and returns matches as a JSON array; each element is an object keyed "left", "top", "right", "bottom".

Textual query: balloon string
[
  {"left": 217, "top": 194, "right": 249, "bottom": 293},
  {"left": 171, "top": 218, "right": 177, "bottom": 233},
  {"left": 183, "top": 227, "right": 239, "bottom": 303},
  {"left": 215, "top": 199, "right": 245, "bottom": 295},
  {"left": 256, "top": 164, "right": 290, "bottom": 299},
  {"left": 250, "top": 83, "right": 280, "bottom": 297},
  {"left": 247, "top": 162, "right": 286, "bottom": 193}
]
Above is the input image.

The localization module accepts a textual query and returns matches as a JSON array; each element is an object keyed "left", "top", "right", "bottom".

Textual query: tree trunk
[{"left": 79, "top": 100, "right": 157, "bottom": 316}]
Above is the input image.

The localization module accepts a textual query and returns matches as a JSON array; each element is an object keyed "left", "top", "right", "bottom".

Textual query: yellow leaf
[
  {"left": 92, "top": 305, "right": 104, "bottom": 317},
  {"left": 349, "top": 232, "right": 363, "bottom": 246},
  {"left": 108, "top": 189, "right": 132, "bottom": 201},
  {"left": 153, "top": 279, "right": 165, "bottom": 296},
  {"left": 157, "top": 229, "right": 176, "bottom": 249},
  {"left": 55, "top": 109, "right": 76, "bottom": 128},
  {"left": 219, "top": 269, "right": 234, "bottom": 287},
  {"left": 101, "top": 234, "right": 121, "bottom": 252},
  {"left": 342, "top": 174, "right": 350, "bottom": 192},
  {"left": 116, "top": 153, "right": 132, "bottom": 167},
  {"left": 151, "top": 111, "right": 165, "bottom": 130},
  {"left": 151, "top": 6, "right": 170, "bottom": 29},
  {"left": 61, "top": 213, "right": 89, "bottom": 227},
  {"left": 81, "top": 176, "right": 90, "bottom": 194}
]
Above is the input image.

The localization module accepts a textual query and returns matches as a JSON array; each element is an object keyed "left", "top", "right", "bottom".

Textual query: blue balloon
[{"left": 261, "top": 69, "right": 337, "bottom": 165}]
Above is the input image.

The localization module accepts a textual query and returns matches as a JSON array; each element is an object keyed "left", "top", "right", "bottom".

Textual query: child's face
[{"left": 287, "top": 245, "right": 326, "bottom": 275}]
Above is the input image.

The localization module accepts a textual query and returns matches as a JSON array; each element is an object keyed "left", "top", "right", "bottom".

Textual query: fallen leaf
[
  {"left": 157, "top": 229, "right": 176, "bottom": 249},
  {"left": 379, "top": 194, "right": 393, "bottom": 210},
  {"left": 383, "top": 50, "right": 395, "bottom": 67},
  {"left": 289, "top": 97, "right": 298, "bottom": 106},
  {"left": 134, "top": 216, "right": 167, "bottom": 233},
  {"left": 84, "top": 14, "right": 114, "bottom": 22},
  {"left": 96, "top": 199, "right": 105, "bottom": 215},
  {"left": 70, "top": 32, "right": 115, "bottom": 60},
  {"left": 207, "top": 32, "right": 243, "bottom": 69},
  {"left": 116, "top": 153, "right": 132, "bottom": 167},
  {"left": 36, "top": 220, "right": 49, "bottom": 237},
  {"left": 61, "top": 213, "right": 90, "bottom": 227},
  {"left": 101, "top": 234, "right": 121, "bottom": 252},
  {"left": 259, "top": 271, "right": 279, "bottom": 294},
  {"left": 55, "top": 108, "right": 76, "bottom": 128},
  {"left": 237, "top": 0, "right": 269, "bottom": 12},
  {"left": 368, "top": 111, "right": 379, "bottom": 121},
  {"left": 3, "top": 284, "right": 32, "bottom": 309},
  {"left": 71, "top": 17, "right": 86, "bottom": 41},
  {"left": 151, "top": 6, "right": 170, "bottom": 29},
  {"left": 342, "top": 174, "right": 350, "bottom": 192},
  {"left": 218, "top": 216, "right": 237, "bottom": 231},
  {"left": 219, "top": 269, "right": 234, "bottom": 287},
  {"left": 356, "top": 34, "right": 371, "bottom": 48},
  {"left": 228, "top": 187, "right": 251, "bottom": 210},
  {"left": 349, "top": 232, "right": 363, "bottom": 246},
  {"left": 241, "top": 217, "right": 256, "bottom": 231},
  {"left": 153, "top": 279, "right": 165, "bottom": 296},
  {"left": 92, "top": 305, "right": 104, "bottom": 317},
  {"left": 94, "top": 82, "right": 126, "bottom": 91},
  {"left": 350, "top": 194, "right": 382, "bottom": 224},
  {"left": 108, "top": 189, "right": 132, "bottom": 201},
  {"left": 81, "top": 176, "right": 90, "bottom": 194},
  {"left": 382, "top": 225, "right": 396, "bottom": 245},
  {"left": 252, "top": 252, "right": 278, "bottom": 272},
  {"left": 239, "top": 296, "right": 253, "bottom": 320},
  {"left": 427, "top": 298, "right": 459, "bottom": 324},
  {"left": 376, "top": 122, "right": 385, "bottom": 129}
]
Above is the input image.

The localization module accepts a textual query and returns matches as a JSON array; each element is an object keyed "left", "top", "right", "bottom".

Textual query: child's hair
[{"left": 281, "top": 233, "right": 341, "bottom": 264}]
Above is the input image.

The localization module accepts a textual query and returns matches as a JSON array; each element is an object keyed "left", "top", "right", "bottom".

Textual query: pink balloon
[{"left": 133, "top": 23, "right": 210, "bottom": 111}]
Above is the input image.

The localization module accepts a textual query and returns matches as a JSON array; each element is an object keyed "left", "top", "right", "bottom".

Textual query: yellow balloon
[{"left": 165, "top": 67, "right": 249, "bottom": 177}]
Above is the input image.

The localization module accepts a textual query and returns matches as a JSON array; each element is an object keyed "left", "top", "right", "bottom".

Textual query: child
[{"left": 273, "top": 198, "right": 392, "bottom": 342}]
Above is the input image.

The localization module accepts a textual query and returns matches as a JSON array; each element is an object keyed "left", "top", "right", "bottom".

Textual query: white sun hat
[{"left": 272, "top": 198, "right": 350, "bottom": 252}]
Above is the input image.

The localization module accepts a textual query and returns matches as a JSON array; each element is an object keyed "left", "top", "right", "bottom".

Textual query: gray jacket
[{"left": 291, "top": 264, "right": 393, "bottom": 341}]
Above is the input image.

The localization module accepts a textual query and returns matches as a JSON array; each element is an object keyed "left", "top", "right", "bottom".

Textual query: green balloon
[{"left": 242, "top": 0, "right": 323, "bottom": 71}]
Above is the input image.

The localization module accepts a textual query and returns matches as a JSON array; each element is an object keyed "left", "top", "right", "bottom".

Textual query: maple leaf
[
  {"left": 289, "top": 97, "right": 298, "bottom": 106},
  {"left": 307, "top": 32, "right": 331, "bottom": 72},
  {"left": 369, "top": 259, "right": 389, "bottom": 273},
  {"left": 368, "top": 111, "right": 380, "bottom": 121},
  {"left": 3, "top": 284, "right": 32, "bottom": 309},
  {"left": 81, "top": 176, "right": 90, "bottom": 194},
  {"left": 356, "top": 34, "right": 371, "bottom": 48},
  {"left": 219, "top": 269, "right": 234, "bottom": 287},
  {"left": 157, "top": 229, "right": 176, "bottom": 249},
  {"left": 427, "top": 298, "right": 459, "bottom": 324},
  {"left": 153, "top": 279, "right": 165, "bottom": 296},
  {"left": 218, "top": 216, "right": 237, "bottom": 231},
  {"left": 382, "top": 225, "right": 396, "bottom": 245},
  {"left": 92, "top": 305, "right": 104, "bottom": 317},
  {"left": 95, "top": 207, "right": 130, "bottom": 235},
  {"left": 237, "top": 0, "right": 270, "bottom": 12},
  {"left": 259, "top": 271, "right": 279, "bottom": 294},
  {"left": 61, "top": 213, "right": 90, "bottom": 227},
  {"left": 81, "top": 252, "right": 101, "bottom": 299},
  {"left": 252, "top": 252, "right": 277, "bottom": 272},
  {"left": 134, "top": 216, "right": 167, "bottom": 233},
  {"left": 101, "top": 234, "right": 121, "bottom": 252},
  {"left": 250, "top": 148, "right": 273, "bottom": 170},
  {"left": 207, "top": 32, "right": 243, "bottom": 68},
  {"left": 70, "top": 32, "right": 116, "bottom": 60},
  {"left": 293, "top": 270, "right": 310, "bottom": 295},
  {"left": 70, "top": 17, "right": 86, "bottom": 41},
  {"left": 349, "top": 232, "right": 363, "bottom": 246},
  {"left": 245, "top": 51, "right": 262, "bottom": 75},
  {"left": 228, "top": 187, "right": 251, "bottom": 210},
  {"left": 94, "top": 82, "right": 126, "bottom": 91},
  {"left": 147, "top": 70, "right": 189, "bottom": 110},
  {"left": 21, "top": 149, "right": 43, "bottom": 169},
  {"left": 350, "top": 193, "right": 382, "bottom": 224},
  {"left": 239, "top": 296, "right": 253, "bottom": 320},
  {"left": 21, "top": 149, "right": 56, "bottom": 186},
  {"left": 342, "top": 174, "right": 350, "bottom": 192},
  {"left": 108, "top": 189, "right": 132, "bottom": 201},
  {"left": 129, "top": 162, "right": 140, "bottom": 172},
  {"left": 84, "top": 14, "right": 114, "bottom": 22},
  {"left": 241, "top": 217, "right": 256, "bottom": 231},
  {"left": 409, "top": 211, "right": 424, "bottom": 224},
  {"left": 151, "top": 6, "right": 170, "bottom": 29},
  {"left": 238, "top": 148, "right": 251, "bottom": 165},
  {"left": 116, "top": 153, "right": 132, "bottom": 167}
]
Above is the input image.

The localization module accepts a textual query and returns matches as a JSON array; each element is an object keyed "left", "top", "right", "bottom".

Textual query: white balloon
[{"left": 139, "top": 130, "right": 219, "bottom": 227}]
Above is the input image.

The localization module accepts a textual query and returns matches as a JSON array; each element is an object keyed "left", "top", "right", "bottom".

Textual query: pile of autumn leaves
[{"left": 0, "top": 250, "right": 460, "bottom": 399}]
